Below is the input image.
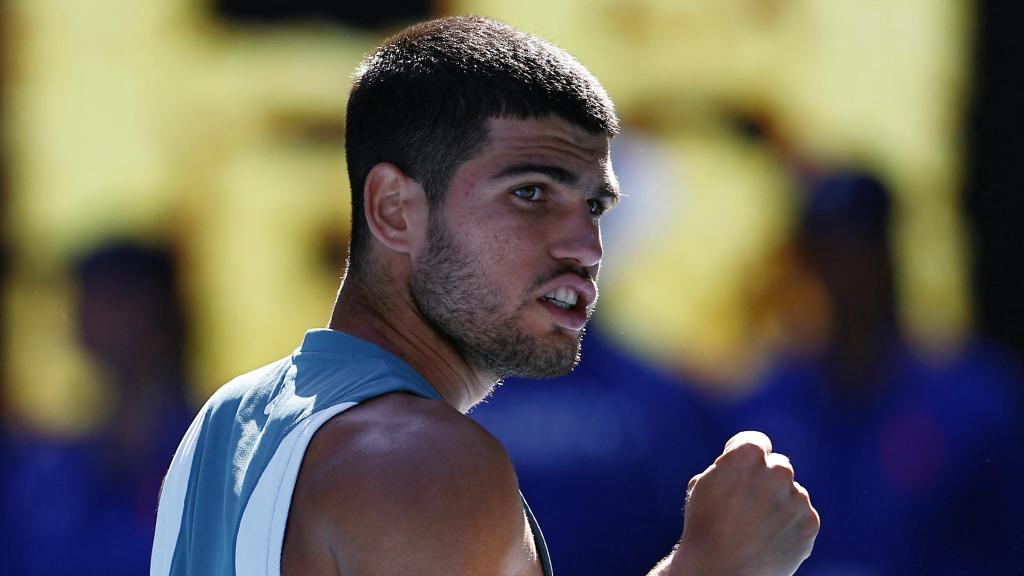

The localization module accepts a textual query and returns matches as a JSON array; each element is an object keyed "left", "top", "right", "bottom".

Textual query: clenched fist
[{"left": 669, "top": 431, "right": 819, "bottom": 576}]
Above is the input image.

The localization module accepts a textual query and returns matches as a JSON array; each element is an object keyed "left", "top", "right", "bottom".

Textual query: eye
[
  {"left": 512, "top": 185, "right": 544, "bottom": 202},
  {"left": 586, "top": 198, "right": 609, "bottom": 217}
]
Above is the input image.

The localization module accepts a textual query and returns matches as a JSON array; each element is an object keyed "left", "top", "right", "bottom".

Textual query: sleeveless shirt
[{"left": 151, "top": 329, "right": 553, "bottom": 575}]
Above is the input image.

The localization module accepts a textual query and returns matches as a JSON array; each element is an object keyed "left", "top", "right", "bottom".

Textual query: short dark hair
[{"left": 344, "top": 15, "right": 619, "bottom": 272}]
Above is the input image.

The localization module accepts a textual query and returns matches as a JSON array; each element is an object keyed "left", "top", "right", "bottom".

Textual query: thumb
[{"left": 687, "top": 462, "right": 715, "bottom": 493}]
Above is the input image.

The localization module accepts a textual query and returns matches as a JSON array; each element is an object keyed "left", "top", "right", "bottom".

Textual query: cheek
[
  {"left": 452, "top": 202, "right": 553, "bottom": 282},
  {"left": 464, "top": 223, "right": 541, "bottom": 294},
  {"left": 487, "top": 220, "right": 541, "bottom": 267}
]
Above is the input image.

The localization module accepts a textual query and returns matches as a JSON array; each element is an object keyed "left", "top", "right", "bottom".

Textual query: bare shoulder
[
  {"left": 283, "top": 392, "right": 540, "bottom": 576},
  {"left": 302, "top": 392, "right": 516, "bottom": 494}
]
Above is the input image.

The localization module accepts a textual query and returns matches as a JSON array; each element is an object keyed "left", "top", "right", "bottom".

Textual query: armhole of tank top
[
  {"left": 151, "top": 403, "right": 210, "bottom": 576},
  {"left": 235, "top": 401, "right": 359, "bottom": 576},
  {"left": 522, "top": 493, "right": 555, "bottom": 576}
]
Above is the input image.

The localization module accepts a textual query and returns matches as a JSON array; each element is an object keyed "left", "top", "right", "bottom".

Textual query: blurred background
[{"left": 1, "top": 0, "right": 1021, "bottom": 574}]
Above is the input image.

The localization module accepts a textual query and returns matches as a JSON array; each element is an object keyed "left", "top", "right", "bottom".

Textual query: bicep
[{"left": 334, "top": 503, "right": 536, "bottom": 576}]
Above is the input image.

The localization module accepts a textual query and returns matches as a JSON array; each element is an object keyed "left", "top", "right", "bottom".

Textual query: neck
[{"left": 326, "top": 270, "right": 495, "bottom": 413}]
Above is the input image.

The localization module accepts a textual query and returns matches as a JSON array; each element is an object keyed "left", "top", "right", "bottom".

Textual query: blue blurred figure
[
  {"left": 2, "top": 242, "right": 193, "bottom": 575},
  {"left": 717, "top": 171, "right": 1024, "bottom": 575},
  {"left": 471, "top": 324, "right": 721, "bottom": 575}
]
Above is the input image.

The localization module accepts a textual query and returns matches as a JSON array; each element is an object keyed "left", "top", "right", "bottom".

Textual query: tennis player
[{"left": 151, "top": 15, "right": 818, "bottom": 575}]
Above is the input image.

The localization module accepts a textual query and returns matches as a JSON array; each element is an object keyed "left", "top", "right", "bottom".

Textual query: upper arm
[{"left": 289, "top": 397, "right": 541, "bottom": 576}]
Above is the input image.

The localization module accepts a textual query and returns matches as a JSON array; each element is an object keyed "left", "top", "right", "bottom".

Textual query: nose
[{"left": 548, "top": 206, "right": 603, "bottom": 271}]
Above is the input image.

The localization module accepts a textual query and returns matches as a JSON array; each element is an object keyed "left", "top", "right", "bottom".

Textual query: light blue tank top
[{"left": 151, "top": 329, "right": 553, "bottom": 575}]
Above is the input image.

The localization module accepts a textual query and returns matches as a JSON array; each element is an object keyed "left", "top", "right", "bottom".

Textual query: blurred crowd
[{"left": 0, "top": 244, "right": 194, "bottom": 574}]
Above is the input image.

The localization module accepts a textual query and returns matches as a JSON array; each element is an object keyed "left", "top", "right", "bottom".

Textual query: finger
[
  {"left": 793, "top": 480, "right": 808, "bottom": 497},
  {"left": 766, "top": 452, "right": 794, "bottom": 476},
  {"left": 723, "top": 430, "right": 773, "bottom": 456},
  {"left": 793, "top": 481, "right": 821, "bottom": 533}
]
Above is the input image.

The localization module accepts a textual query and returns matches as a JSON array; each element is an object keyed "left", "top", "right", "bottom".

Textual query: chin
[
  {"left": 516, "top": 334, "right": 583, "bottom": 379},
  {"left": 461, "top": 317, "right": 586, "bottom": 379}
]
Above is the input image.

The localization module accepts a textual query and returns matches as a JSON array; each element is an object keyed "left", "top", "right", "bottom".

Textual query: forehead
[{"left": 476, "top": 116, "right": 612, "bottom": 168}]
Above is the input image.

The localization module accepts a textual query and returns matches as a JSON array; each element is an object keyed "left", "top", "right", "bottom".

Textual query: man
[{"left": 151, "top": 16, "right": 818, "bottom": 575}]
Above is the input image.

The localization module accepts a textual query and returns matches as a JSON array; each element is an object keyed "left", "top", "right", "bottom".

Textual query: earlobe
[{"left": 363, "top": 163, "right": 428, "bottom": 255}]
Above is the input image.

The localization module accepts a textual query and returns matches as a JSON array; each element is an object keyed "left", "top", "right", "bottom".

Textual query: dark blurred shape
[
  {"left": 215, "top": 0, "right": 432, "bottom": 30},
  {"left": 964, "top": 0, "right": 1024, "bottom": 359},
  {"left": 800, "top": 171, "right": 891, "bottom": 241},
  {"left": 717, "top": 170, "right": 1024, "bottom": 574},
  {"left": 1, "top": 1, "right": 8, "bottom": 422},
  {"left": 1, "top": 2, "right": 10, "bottom": 546},
  {"left": 75, "top": 243, "right": 188, "bottom": 378},
  {"left": 1, "top": 241, "right": 194, "bottom": 575},
  {"left": 798, "top": 172, "right": 896, "bottom": 400},
  {"left": 471, "top": 325, "right": 721, "bottom": 575}
]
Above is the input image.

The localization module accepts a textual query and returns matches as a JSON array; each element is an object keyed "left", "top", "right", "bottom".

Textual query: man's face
[{"left": 410, "top": 116, "right": 619, "bottom": 379}]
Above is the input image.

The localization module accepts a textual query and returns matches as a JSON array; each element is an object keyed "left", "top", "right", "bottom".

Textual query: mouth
[
  {"left": 535, "top": 277, "right": 596, "bottom": 332},
  {"left": 543, "top": 286, "right": 580, "bottom": 310}
]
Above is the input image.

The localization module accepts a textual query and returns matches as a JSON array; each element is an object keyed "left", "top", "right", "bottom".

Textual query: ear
[{"left": 363, "top": 163, "right": 429, "bottom": 256}]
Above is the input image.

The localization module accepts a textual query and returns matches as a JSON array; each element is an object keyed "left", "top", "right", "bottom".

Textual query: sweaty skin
[
  {"left": 281, "top": 117, "right": 819, "bottom": 575},
  {"left": 283, "top": 393, "right": 542, "bottom": 575}
]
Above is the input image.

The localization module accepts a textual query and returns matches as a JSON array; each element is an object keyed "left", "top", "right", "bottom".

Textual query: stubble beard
[{"left": 410, "top": 216, "right": 584, "bottom": 379}]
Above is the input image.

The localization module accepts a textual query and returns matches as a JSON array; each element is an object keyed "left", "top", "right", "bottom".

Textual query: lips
[{"left": 535, "top": 274, "right": 597, "bottom": 331}]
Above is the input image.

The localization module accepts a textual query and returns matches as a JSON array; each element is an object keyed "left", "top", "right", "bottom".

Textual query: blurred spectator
[
  {"left": 1, "top": 242, "right": 193, "bottom": 575},
  {"left": 716, "top": 171, "right": 1024, "bottom": 574},
  {"left": 471, "top": 324, "right": 722, "bottom": 575}
]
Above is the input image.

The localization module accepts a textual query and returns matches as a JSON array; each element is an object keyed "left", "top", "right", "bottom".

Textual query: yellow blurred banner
[{"left": 1, "top": 0, "right": 974, "bottom": 431}]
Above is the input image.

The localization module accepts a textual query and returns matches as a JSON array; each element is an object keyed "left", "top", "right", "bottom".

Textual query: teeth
[{"left": 544, "top": 287, "right": 578, "bottom": 309}]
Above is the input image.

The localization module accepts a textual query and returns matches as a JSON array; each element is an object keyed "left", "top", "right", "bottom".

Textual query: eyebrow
[
  {"left": 495, "top": 163, "right": 622, "bottom": 204},
  {"left": 496, "top": 163, "right": 578, "bottom": 185}
]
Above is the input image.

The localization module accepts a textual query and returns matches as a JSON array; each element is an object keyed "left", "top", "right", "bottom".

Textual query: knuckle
[
  {"left": 802, "top": 510, "right": 821, "bottom": 538},
  {"left": 767, "top": 462, "right": 795, "bottom": 483},
  {"left": 792, "top": 494, "right": 820, "bottom": 537},
  {"left": 808, "top": 505, "right": 821, "bottom": 532},
  {"left": 794, "top": 483, "right": 813, "bottom": 506},
  {"left": 721, "top": 442, "right": 766, "bottom": 466}
]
